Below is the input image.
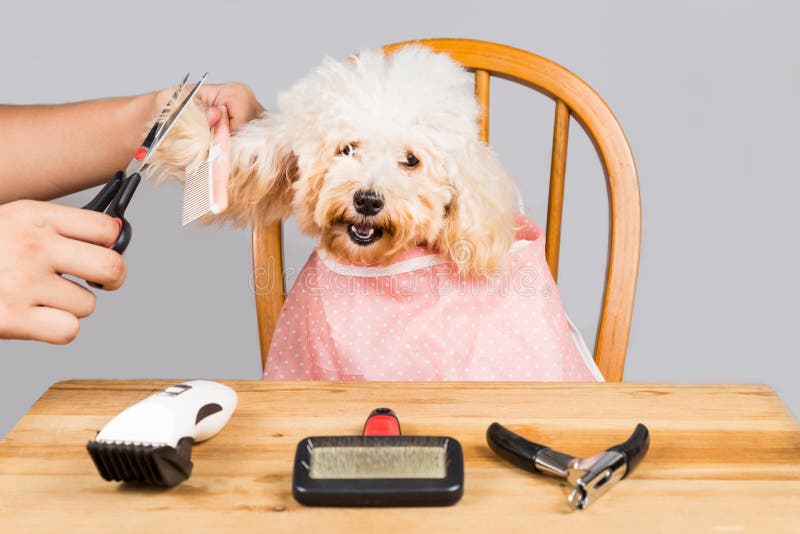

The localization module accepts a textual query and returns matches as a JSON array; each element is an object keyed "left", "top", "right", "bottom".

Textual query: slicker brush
[{"left": 292, "top": 408, "right": 464, "bottom": 507}]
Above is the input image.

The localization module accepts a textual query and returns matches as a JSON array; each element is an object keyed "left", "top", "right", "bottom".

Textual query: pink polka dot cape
[{"left": 264, "top": 217, "right": 603, "bottom": 382}]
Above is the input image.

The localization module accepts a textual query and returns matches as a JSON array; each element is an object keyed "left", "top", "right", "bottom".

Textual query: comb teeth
[
  {"left": 87, "top": 438, "right": 193, "bottom": 487},
  {"left": 182, "top": 161, "right": 213, "bottom": 226}
]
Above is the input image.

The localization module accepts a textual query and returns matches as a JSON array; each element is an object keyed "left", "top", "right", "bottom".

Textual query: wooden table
[{"left": 1, "top": 381, "right": 798, "bottom": 532}]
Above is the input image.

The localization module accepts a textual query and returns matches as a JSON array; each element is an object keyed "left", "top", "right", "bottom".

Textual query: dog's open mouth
[{"left": 347, "top": 222, "right": 384, "bottom": 246}]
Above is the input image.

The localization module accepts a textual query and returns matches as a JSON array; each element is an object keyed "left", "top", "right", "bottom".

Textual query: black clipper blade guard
[
  {"left": 86, "top": 437, "right": 193, "bottom": 487},
  {"left": 486, "top": 422, "right": 650, "bottom": 510},
  {"left": 292, "top": 409, "right": 464, "bottom": 507}
]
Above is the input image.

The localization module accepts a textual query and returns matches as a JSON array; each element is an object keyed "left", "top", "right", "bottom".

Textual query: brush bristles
[
  {"left": 308, "top": 445, "right": 447, "bottom": 479},
  {"left": 182, "top": 161, "right": 213, "bottom": 226}
]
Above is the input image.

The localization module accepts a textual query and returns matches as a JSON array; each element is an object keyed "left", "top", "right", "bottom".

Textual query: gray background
[{"left": 1, "top": 0, "right": 798, "bottom": 438}]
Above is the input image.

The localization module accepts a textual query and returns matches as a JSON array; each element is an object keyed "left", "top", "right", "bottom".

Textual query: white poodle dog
[
  {"left": 149, "top": 45, "right": 602, "bottom": 382},
  {"left": 150, "top": 46, "right": 518, "bottom": 272}
]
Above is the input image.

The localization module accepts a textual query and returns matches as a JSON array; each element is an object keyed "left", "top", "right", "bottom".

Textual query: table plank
[{"left": 1, "top": 381, "right": 798, "bottom": 533}]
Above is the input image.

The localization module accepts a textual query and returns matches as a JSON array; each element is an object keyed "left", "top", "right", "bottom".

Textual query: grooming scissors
[
  {"left": 82, "top": 73, "right": 206, "bottom": 287},
  {"left": 83, "top": 72, "right": 207, "bottom": 253}
]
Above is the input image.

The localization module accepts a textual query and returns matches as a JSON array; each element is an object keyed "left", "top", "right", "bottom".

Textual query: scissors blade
[
  {"left": 153, "top": 72, "right": 190, "bottom": 140},
  {"left": 149, "top": 72, "right": 207, "bottom": 154},
  {"left": 125, "top": 72, "right": 207, "bottom": 175}
]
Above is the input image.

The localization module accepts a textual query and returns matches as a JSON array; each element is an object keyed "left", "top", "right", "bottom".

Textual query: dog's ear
[
  {"left": 436, "top": 141, "right": 518, "bottom": 274},
  {"left": 147, "top": 102, "right": 297, "bottom": 226}
]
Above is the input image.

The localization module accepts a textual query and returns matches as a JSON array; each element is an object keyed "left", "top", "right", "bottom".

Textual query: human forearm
[{"left": 0, "top": 90, "right": 167, "bottom": 203}]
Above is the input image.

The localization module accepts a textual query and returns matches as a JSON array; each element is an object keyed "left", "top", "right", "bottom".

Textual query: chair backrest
[{"left": 252, "top": 38, "right": 641, "bottom": 381}]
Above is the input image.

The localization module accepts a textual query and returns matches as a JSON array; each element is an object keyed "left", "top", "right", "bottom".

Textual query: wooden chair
[{"left": 252, "top": 38, "right": 641, "bottom": 381}]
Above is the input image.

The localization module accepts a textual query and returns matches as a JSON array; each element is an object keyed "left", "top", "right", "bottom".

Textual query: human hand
[
  {"left": 153, "top": 82, "right": 263, "bottom": 214},
  {"left": 194, "top": 83, "right": 263, "bottom": 214},
  {"left": 0, "top": 200, "right": 126, "bottom": 344},
  {"left": 195, "top": 82, "right": 265, "bottom": 132},
  {"left": 154, "top": 81, "right": 264, "bottom": 133}
]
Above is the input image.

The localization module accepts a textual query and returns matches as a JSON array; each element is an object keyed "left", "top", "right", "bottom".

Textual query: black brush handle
[
  {"left": 606, "top": 423, "right": 650, "bottom": 478},
  {"left": 486, "top": 422, "right": 549, "bottom": 474}
]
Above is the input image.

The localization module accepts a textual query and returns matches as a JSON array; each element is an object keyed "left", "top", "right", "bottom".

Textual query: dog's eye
[
  {"left": 402, "top": 152, "right": 420, "bottom": 168},
  {"left": 339, "top": 144, "right": 355, "bottom": 156}
]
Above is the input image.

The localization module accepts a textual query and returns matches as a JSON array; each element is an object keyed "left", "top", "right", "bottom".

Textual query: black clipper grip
[
  {"left": 486, "top": 422, "right": 550, "bottom": 474},
  {"left": 606, "top": 423, "right": 650, "bottom": 477}
]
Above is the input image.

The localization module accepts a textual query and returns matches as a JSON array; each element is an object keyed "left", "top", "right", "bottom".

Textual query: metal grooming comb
[{"left": 182, "top": 142, "right": 224, "bottom": 225}]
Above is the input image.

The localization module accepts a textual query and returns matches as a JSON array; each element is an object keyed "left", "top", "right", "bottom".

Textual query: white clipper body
[{"left": 88, "top": 380, "right": 237, "bottom": 486}]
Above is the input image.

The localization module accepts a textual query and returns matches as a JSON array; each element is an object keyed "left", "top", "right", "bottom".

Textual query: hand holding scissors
[{"left": 82, "top": 73, "right": 207, "bottom": 286}]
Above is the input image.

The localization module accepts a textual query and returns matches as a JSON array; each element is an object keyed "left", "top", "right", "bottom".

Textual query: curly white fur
[{"left": 148, "top": 46, "right": 520, "bottom": 273}]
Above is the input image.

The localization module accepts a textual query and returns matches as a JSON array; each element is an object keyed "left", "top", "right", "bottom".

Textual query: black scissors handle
[
  {"left": 82, "top": 171, "right": 141, "bottom": 288},
  {"left": 83, "top": 171, "right": 141, "bottom": 253},
  {"left": 82, "top": 172, "right": 124, "bottom": 212}
]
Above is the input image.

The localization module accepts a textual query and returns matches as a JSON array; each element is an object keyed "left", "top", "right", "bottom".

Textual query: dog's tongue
[{"left": 353, "top": 223, "right": 374, "bottom": 238}]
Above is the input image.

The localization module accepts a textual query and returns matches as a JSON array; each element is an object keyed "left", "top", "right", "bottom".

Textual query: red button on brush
[{"left": 362, "top": 408, "right": 401, "bottom": 436}]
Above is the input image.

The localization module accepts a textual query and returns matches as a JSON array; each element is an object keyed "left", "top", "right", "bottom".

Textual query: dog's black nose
[{"left": 353, "top": 190, "right": 384, "bottom": 216}]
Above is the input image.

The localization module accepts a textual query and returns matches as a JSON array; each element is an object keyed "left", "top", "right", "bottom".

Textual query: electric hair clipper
[{"left": 87, "top": 381, "right": 237, "bottom": 487}]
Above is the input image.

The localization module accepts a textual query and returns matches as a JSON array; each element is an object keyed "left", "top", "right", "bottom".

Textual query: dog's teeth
[{"left": 350, "top": 225, "right": 374, "bottom": 238}]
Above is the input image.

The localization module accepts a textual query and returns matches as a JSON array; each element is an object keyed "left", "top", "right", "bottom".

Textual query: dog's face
[
  {"left": 224, "top": 46, "right": 519, "bottom": 272},
  {"left": 292, "top": 135, "right": 454, "bottom": 265}
]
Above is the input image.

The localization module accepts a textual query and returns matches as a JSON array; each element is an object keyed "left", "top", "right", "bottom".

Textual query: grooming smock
[{"left": 264, "top": 218, "right": 603, "bottom": 382}]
